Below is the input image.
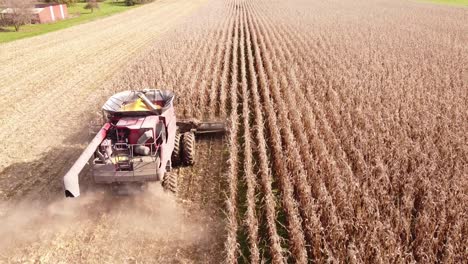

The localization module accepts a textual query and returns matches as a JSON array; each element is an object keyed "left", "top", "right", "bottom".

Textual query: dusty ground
[
  {"left": 0, "top": 137, "right": 227, "bottom": 263},
  {"left": 0, "top": 0, "right": 227, "bottom": 262}
]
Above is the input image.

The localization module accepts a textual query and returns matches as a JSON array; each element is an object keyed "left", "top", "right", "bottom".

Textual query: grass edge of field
[
  {"left": 0, "top": 0, "right": 139, "bottom": 44},
  {"left": 417, "top": 0, "right": 468, "bottom": 6}
]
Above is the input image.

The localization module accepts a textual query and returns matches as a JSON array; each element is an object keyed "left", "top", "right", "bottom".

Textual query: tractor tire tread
[
  {"left": 182, "top": 132, "right": 196, "bottom": 166},
  {"left": 171, "top": 131, "right": 182, "bottom": 166},
  {"left": 162, "top": 172, "right": 178, "bottom": 194}
]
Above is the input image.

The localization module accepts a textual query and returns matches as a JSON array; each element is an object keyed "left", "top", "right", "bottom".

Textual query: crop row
[{"left": 113, "top": 0, "right": 467, "bottom": 263}]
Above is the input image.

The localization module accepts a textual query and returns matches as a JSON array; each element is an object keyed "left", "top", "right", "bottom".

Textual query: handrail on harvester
[{"left": 63, "top": 123, "right": 111, "bottom": 197}]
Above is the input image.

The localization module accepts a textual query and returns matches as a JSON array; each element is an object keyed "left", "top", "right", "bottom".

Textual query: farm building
[{"left": 1, "top": 3, "right": 68, "bottom": 24}]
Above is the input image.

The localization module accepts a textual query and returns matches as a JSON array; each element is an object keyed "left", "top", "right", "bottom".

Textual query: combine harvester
[{"left": 63, "top": 89, "right": 225, "bottom": 197}]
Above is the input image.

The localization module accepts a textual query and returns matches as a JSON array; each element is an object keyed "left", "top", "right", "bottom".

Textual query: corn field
[
  {"left": 109, "top": 0, "right": 468, "bottom": 262},
  {"left": 0, "top": 0, "right": 466, "bottom": 262}
]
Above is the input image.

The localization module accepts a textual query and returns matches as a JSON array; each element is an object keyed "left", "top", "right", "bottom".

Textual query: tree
[
  {"left": 0, "top": 0, "right": 34, "bottom": 32},
  {"left": 125, "top": 0, "right": 155, "bottom": 6},
  {"left": 43, "top": 0, "right": 77, "bottom": 6},
  {"left": 84, "top": 0, "right": 99, "bottom": 13}
]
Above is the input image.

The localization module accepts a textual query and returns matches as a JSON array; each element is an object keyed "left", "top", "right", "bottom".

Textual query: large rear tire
[
  {"left": 162, "top": 172, "right": 177, "bottom": 194},
  {"left": 171, "top": 131, "right": 182, "bottom": 166},
  {"left": 182, "top": 132, "right": 196, "bottom": 166}
]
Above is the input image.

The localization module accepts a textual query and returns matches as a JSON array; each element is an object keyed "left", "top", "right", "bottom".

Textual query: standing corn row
[
  {"left": 239, "top": 5, "right": 260, "bottom": 264},
  {"left": 248, "top": 3, "right": 351, "bottom": 260},
  {"left": 242, "top": 3, "right": 285, "bottom": 263},
  {"left": 245, "top": 2, "right": 309, "bottom": 262},
  {"left": 194, "top": 11, "right": 232, "bottom": 119},
  {"left": 246, "top": 1, "right": 326, "bottom": 261},
  {"left": 207, "top": 5, "right": 236, "bottom": 119},
  {"left": 225, "top": 2, "right": 241, "bottom": 262}
]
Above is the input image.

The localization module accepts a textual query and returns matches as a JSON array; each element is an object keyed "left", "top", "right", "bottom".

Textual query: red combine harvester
[{"left": 63, "top": 89, "right": 225, "bottom": 197}]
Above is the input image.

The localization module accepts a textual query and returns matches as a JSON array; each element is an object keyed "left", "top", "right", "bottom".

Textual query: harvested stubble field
[{"left": 0, "top": 0, "right": 467, "bottom": 263}]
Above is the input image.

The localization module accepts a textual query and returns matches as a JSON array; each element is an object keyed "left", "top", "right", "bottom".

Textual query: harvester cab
[{"left": 63, "top": 89, "right": 225, "bottom": 198}]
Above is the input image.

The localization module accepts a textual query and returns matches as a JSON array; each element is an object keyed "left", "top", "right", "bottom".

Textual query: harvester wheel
[
  {"left": 171, "top": 131, "right": 182, "bottom": 166},
  {"left": 182, "top": 132, "right": 196, "bottom": 166},
  {"left": 162, "top": 172, "right": 178, "bottom": 194}
]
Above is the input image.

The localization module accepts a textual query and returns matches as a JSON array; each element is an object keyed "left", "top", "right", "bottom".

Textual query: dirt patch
[
  {"left": 0, "top": 133, "right": 226, "bottom": 263},
  {"left": 0, "top": 183, "right": 224, "bottom": 263}
]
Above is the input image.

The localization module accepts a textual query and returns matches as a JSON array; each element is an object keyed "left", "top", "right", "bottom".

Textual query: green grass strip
[
  {"left": 0, "top": 0, "right": 138, "bottom": 43},
  {"left": 418, "top": 0, "right": 468, "bottom": 6}
]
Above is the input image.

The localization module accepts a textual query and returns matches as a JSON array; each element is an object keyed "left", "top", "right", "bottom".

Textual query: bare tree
[
  {"left": 84, "top": 0, "right": 99, "bottom": 13},
  {"left": 0, "top": 0, "right": 34, "bottom": 32}
]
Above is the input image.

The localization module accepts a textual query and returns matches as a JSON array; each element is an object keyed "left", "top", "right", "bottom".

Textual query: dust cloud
[
  {"left": 0, "top": 192, "right": 101, "bottom": 252},
  {"left": 0, "top": 183, "right": 217, "bottom": 262}
]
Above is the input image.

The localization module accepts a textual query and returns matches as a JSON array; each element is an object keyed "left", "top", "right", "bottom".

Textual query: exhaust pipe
[{"left": 63, "top": 123, "right": 111, "bottom": 197}]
